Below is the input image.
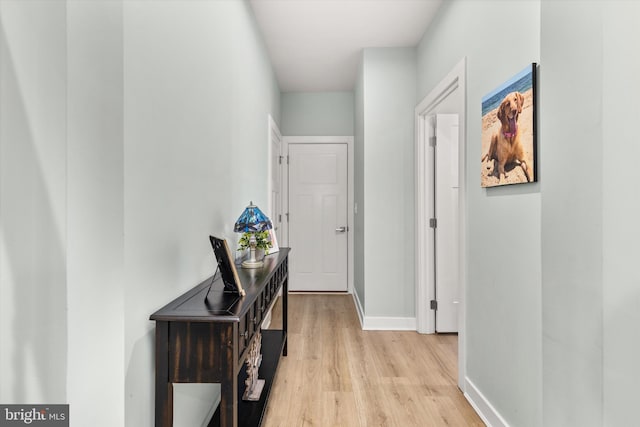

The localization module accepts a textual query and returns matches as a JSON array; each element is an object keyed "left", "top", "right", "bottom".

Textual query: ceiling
[{"left": 248, "top": 0, "right": 443, "bottom": 93}]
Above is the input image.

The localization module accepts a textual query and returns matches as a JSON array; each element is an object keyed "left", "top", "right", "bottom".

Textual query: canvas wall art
[{"left": 481, "top": 63, "right": 537, "bottom": 187}]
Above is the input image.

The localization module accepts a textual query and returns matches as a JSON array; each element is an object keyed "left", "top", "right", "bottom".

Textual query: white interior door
[
  {"left": 288, "top": 143, "right": 348, "bottom": 292},
  {"left": 432, "top": 114, "right": 460, "bottom": 332},
  {"left": 268, "top": 117, "right": 282, "bottom": 240}
]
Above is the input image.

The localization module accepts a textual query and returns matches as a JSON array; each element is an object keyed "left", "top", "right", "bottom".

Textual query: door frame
[
  {"left": 282, "top": 136, "right": 354, "bottom": 294},
  {"left": 267, "top": 114, "right": 283, "bottom": 231},
  {"left": 415, "top": 57, "right": 467, "bottom": 391}
]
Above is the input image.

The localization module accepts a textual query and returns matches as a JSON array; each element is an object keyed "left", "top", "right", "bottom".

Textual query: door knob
[{"left": 335, "top": 226, "right": 348, "bottom": 233}]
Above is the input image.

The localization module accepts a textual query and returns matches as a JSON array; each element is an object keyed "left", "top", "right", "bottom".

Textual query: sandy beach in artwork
[{"left": 480, "top": 88, "right": 535, "bottom": 187}]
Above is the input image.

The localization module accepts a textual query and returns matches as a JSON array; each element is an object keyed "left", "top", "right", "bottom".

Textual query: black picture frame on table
[{"left": 209, "top": 235, "right": 245, "bottom": 296}]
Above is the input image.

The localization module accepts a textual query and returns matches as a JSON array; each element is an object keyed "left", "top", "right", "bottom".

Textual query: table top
[{"left": 150, "top": 248, "right": 289, "bottom": 323}]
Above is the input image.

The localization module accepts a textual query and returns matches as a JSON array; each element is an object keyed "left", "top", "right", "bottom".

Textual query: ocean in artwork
[{"left": 482, "top": 65, "right": 534, "bottom": 117}]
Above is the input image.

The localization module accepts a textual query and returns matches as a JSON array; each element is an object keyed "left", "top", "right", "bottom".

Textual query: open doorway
[{"left": 415, "top": 58, "right": 467, "bottom": 391}]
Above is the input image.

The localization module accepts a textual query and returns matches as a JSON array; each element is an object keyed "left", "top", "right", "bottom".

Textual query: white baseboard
[
  {"left": 464, "top": 377, "right": 509, "bottom": 427},
  {"left": 352, "top": 290, "right": 365, "bottom": 329},
  {"left": 350, "top": 292, "right": 416, "bottom": 331},
  {"left": 362, "top": 316, "right": 416, "bottom": 331}
]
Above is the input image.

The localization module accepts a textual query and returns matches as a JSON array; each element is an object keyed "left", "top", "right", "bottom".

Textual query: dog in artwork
[{"left": 482, "top": 91, "right": 531, "bottom": 183}]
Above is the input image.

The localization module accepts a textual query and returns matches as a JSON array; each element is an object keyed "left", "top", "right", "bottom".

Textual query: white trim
[
  {"left": 282, "top": 136, "right": 355, "bottom": 295},
  {"left": 464, "top": 377, "right": 510, "bottom": 427},
  {"left": 342, "top": 292, "right": 416, "bottom": 331},
  {"left": 352, "top": 289, "right": 365, "bottom": 329},
  {"left": 267, "top": 114, "right": 282, "bottom": 223},
  {"left": 362, "top": 316, "right": 416, "bottom": 331},
  {"left": 415, "top": 57, "right": 467, "bottom": 391},
  {"left": 415, "top": 111, "right": 435, "bottom": 334}
]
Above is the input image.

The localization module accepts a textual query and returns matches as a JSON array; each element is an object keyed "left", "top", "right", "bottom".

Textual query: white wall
[
  {"left": 541, "top": 1, "right": 640, "bottom": 426},
  {"left": 359, "top": 48, "right": 416, "bottom": 320},
  {"left": 280, "top": 91, "right": 354, "bottom": 136},
  {"left": 0, "top": 2, "right": 126, "bottom": 423},
  {"left": 0, "top": 0, "right": 68, "bottom": 404},
  {"left": 419, "top": 1, "right": 640, "bottom": 426},
  {"left": 123, "top": 1, "right": 280, "bottom": 426},
  {"left": 1, "top": 1, "right": 279, "bottom": 426},
  {"left": 540, "top": 3, "right": 603, "bottom": 425},
  {"left": 354, "top": 60, "right": 365, "bottom": 308},
  {"left": 602, "top": 4, "right": 640, "bottom": 425},
  {"left": 66, "top": 1, "right": 125, "bottom": 425},
  {"left": 417, "top": 1, "right": 542, "bottom": 426}
]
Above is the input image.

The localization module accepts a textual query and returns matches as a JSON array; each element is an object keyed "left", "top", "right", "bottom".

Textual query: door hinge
[
  {"left": 287, "top": 155, "right": 290, "bottom": 165},
  {"left": 429, "top": 218, "right": 437, "bottom": 228},
  {"left": 430, "top": 300, "right": 438, "bottom": 310},
  {"left": 278, "top": 155, "right": 283, "bottom": 165},
  {"left": 285, "top": 212, "right": 289, "bottom": 222},
  {"left": 278, "top": 214, "right": 282, "bottom": 222},
  {"left": 429, "top": 136, "right": 437, "bottom": 147}
]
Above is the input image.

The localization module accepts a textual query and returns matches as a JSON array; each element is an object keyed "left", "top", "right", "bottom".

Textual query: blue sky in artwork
[{"left": 482, "top": 64, "right": 534, "bottom": 116}]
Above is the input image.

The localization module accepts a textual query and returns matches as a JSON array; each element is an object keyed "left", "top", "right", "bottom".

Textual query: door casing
[
  {"left": 415, "top": 57, "right": 467, "bottom": 391},
  {"left": 267, "top": 115, "right": 283, "bottom": 238},
  {"left": 281, "top": 136, "right": 354, "bottom": 294}
]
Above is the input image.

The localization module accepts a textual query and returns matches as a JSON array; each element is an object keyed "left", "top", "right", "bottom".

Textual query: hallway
[{"left": 263, "top": 294, "right": 484, "bottom": 426}]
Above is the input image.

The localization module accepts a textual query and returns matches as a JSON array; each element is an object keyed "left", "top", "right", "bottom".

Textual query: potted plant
[{"left": 238, "top": 230, "right": 273, "bottom": 257}]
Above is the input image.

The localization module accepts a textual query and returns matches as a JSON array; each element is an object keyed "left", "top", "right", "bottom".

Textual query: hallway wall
[
  {"left": 280, "top": 91, "right": 354, "bottom": 136},
  {"left": 354, "top": 60, "right": 365, "bottom": 310},
  {"left": 541, "top": 2, "right": 640, "bottom": 426},
  {"left": 67, "top": 2, "right": 125, "bottom": 424},
  {"left": 417, "top": 1, "right": 542, "bottom": 426},
  {"left": 357, "top": 48, "right": 416, "bottom": 322},
  {"left": 0, "top": 0, "right": 69, "bottom": 406},
  {"left": 419, "top": 1, "right": 640, "bottom": 426},
  {"left": 540, "top": 3, "right": 603, "bottom": 425},
  {"left": 123, "top": 1, "right": 280, "bottom": 425},
  {"left": 0, "top": 1, "right": 280, "bottom": 426},
  {"left": 601, "top": 4, "right": 640, "bottom": 423}
]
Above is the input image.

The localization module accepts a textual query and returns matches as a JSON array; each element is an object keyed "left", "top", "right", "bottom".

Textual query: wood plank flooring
[{"left": 263, "top": 294, "right": 484, "bottom": 427}]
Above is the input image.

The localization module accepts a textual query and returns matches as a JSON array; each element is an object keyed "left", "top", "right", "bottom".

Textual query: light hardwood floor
[{"left": 263, "top": 294, "right": 484, "bottom": 427}]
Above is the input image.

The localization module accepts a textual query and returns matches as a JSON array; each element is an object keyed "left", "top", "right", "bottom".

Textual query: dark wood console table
[{"left": 150, "top": 248, "right": 289, "bottom": 427}]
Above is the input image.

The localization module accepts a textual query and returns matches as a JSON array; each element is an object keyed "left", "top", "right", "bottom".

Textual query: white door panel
[
  {"left": 289, "top": 143, "right": 348, "bottom": 292},
  {"left": 433, "top": 114, "right": 459, "bottom": 333}
]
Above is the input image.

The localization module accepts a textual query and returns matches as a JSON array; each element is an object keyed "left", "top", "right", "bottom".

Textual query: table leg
[
  {"left": 219, "top": 364, "right": 237, "bottom": 426},
  {"left": 283, "top": 277, "right": 288, "bottom": 357},
  {"left": 155, "top": 321, "right": 173, "bottom": 427}
]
